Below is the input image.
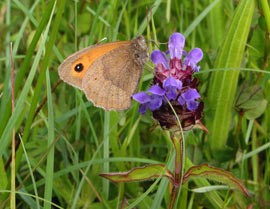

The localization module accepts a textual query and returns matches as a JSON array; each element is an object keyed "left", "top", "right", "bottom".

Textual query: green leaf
[
  {"left": 100, "top": 164, "right": 174, "bottom": 183},
  {"left": 245, "top": 99, "right": 267, "bottom": 120},
  {"left": 235, "top": 84, "right": 268, "bottom": 119},
  {"left": 182, "top": 163, "right": 251, "bottom": 198},
  {"left": 207, "top": 0, "right": 256, "bottom": 151}
]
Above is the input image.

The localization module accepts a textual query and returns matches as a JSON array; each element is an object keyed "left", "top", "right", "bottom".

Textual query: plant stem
[
  {"left": 168, "top": 134, "right": 183, "bottom": 209},
  {"left": 168, "top": 186, "right": 178, "bottom": 209}
]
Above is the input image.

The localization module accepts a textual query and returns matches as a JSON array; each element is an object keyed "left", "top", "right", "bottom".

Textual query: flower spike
[{"left": 133, "top": 32, "right": 205, "bottom": 131}]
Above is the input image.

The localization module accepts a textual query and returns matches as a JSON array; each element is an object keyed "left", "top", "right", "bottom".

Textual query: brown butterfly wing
[
  {"left": 82, "top": 44, "right": 143, "bottom": 111},
  {"left": 58, "top": 45, "right": 96, "bottom": 90},
  {"left": 58, "top": 41, "right": 130, "bottom": 90}
]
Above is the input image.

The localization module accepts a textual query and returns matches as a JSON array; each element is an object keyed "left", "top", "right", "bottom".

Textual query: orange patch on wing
[{"left": 71, "top": 41, "right": 130, "bottom": 79}]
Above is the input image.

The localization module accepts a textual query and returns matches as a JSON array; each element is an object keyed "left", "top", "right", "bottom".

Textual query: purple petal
[
  {"left": 183, "top": 48, "right": 203, "bottom": 72},
  {"left": 181, "top": 89, "right": 200, "bottom": 101},
  {"left": 149, "top": 95, "right": 163, "bottom": 111},
  {"left": 178, "top": 96, "right": 185, "bottom": 105},
  {"left": 132, "top": 92, "right": 151, "bottom": 103},
  {"left": 163, "top": 77, "right": 182, "bottom": 90},
  {"left": 168, "top": 33, "right": 185, "bottom": 59},
  {"left": 139, "top": 104, "right": 148, "bottom": 114},
  {"left": 162, "top": 77, "right": 183, "bottom": 100},
  {"left": 183, "top": 50, "right": 188, "bottom": 56},
  {"left": 186, "top": 100, "right": 198, "bottom": 111},
  {"left": 148, "top": 85, "right": 166, "bottom": 96},
  {"left": 177, "top": 89, "right": 200, "bottom": 110},
  {"left": 166, "top": 88, "right": 178, "bottom": 100},
  {"left": 150, "top": 50, "right": 169, "bottom": 69},
  {"left": 187, "top": 48, "right": 203, "bottom": 63}
]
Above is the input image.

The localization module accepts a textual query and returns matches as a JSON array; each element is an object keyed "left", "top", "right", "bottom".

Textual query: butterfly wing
[
  {"left": 82, "top": 44, "right": 143, "bottom": 111},
  {"left": 58, "top": 41, "right": 129, "bottom": 89}
]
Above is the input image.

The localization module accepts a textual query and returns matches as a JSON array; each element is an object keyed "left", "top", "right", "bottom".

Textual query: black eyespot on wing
[{"left": 74, "top": 63, "right": 84, "bottom": 72}]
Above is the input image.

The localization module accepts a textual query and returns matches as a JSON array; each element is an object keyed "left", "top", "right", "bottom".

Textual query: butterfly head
[{"left": 133, "top": 36, "right": 149, "bottom": 66}]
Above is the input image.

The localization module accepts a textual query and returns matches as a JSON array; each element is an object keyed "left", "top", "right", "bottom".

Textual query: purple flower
[
  {"left": 163, "top": 77, "right": 182, "bottom": 100},
  {"left": 133, "top": 32, "right": 205, "bottom": 131},
  {"left": 132, "top": 85, "right": 165, "bottom": 114},
  {"left": 183, "top": 48, "right": 203, "bottom": 72},
  {"left": 151, "top": 50, "right": 169, "bottom": 69},
  {"left": 178, "top": 89, "right": 201, "bottom": 111},
  {"left": 168, "top": 33, "right": 185, "bottom": 59}
]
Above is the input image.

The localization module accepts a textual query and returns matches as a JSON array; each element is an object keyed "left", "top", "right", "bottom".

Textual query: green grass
[{"left": 0, "top": 0, "right": 269, "bottom": 208}]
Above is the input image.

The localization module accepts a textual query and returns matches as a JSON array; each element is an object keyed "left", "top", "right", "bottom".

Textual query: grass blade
[
  {"left": 207, "top": 0, "right": 256, "bottom": 151},
  {"left": 43, "top": 70, "right": 55, "bottom": 209}
]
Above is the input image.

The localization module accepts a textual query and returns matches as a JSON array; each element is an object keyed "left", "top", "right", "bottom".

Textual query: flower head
[{"left": 133, "top": 32, "right": 205, "bottom": 131}]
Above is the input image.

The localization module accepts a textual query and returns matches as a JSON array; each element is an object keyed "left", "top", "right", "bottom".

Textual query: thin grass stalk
[
  {"left": 43, "top": 70, "right": 55, "bottom": 209},
  {"left": 166, "top": 0, "right": 171, "bottom": 22},
  {"left": 0, "top": 0, "right": 11, "bottom": 122},
  {"left": 74, "top": 2, "right": 81, "bottom": 188},
  {"left": 18, "top": 134, "right": 40, "bottom": 209},
  {"left": 261, "top": 0, "right": 270, "bottom": 33},
  {"left": 251, "top": 127, "right": 259, "bottom": 193},
  {"left": 10, "top": 42, "right": 16, "bottom": 209},
  {"left": 103, "top": 112, "right": 110, "bottom": 199}
]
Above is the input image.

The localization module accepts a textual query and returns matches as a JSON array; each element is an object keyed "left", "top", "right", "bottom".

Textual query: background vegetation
[{"left": 0, "top": 0, "right": 269, "bottom": 208}]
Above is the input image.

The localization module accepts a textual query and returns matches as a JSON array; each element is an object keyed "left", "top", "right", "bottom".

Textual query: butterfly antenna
[
  {"left": 148, "top": 39, "right": 168, "bottom": 50},
  {"left": 96, "top": 37, "right": 107, "bottom": 45}
]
